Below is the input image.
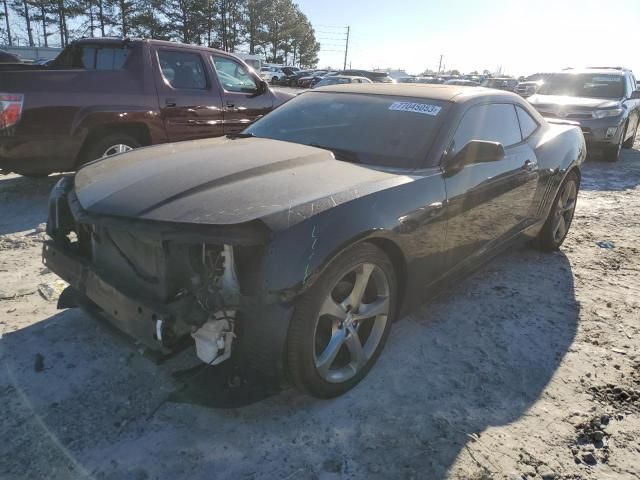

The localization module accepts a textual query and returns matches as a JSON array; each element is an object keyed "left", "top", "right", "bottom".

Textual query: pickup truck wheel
[
  {"left": 271, "top": 76, "right": 279, "bottom": 85},
  {"left": 83, "top": 133, "right": 141, "bottom": 164},
  {"left": 287, "top": 243, "right": 397, "bottom": 398},
  {"left": 534, "top": 171, "right": 579, "bottom": 252}
]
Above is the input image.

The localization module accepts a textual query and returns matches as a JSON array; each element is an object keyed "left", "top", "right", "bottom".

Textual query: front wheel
[
  {"left": 534, "top": 171, "right": 579, "bottom": 252},
  {"left": 287, "top": 243, "right": 397, "bottom": 398},
  {"left": 622, "top": 122, "right": 638, "bottom": 149}
]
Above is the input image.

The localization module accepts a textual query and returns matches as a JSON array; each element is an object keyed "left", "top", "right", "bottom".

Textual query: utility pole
[
  {"left": 437, "top": 54, "right": 443, "bottom": 76},
  {"left": 343, "top": 26, "right": 350, "bottom": 70},
  {"left": 2, "top": 0, "right": 11, "bottom": 46}
]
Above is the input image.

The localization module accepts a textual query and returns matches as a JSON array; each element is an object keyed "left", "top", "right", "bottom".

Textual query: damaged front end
[{"left": 44, "top": 176, "right": 271, "bottom": 366}]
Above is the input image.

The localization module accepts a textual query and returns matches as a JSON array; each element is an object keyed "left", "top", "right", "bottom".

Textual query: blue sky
[{"left": 297, "top": 0, "right": 640, "bottom": 76}]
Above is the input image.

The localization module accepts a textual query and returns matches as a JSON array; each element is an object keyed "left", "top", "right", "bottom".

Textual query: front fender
[{"left": 256, "top": 175, "right": 448, "bottom": 302}]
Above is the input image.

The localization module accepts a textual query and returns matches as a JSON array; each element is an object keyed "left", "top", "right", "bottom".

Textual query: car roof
[{"left": 311, "top": 83, "right": 519, "bottom": 103}]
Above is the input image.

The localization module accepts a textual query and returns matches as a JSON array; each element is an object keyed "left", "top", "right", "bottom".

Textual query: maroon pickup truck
[{"left": 0, "top": 38, "right": 293, "bottom": 176}]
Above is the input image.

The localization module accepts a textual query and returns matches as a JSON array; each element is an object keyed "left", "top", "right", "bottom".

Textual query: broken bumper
[{"left": 42, "top": 241, "right": 191, "bottom": 353}]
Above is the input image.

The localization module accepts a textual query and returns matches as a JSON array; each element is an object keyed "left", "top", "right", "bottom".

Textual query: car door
[
  {"left": 442, "top": 102, "right": 540, "bottom": 268},
  {"left": 153, "top": 48, "right": 224, "bottom": 142},
  {"left": 209, "top": 54, "right": 274, "bottom": 135}
]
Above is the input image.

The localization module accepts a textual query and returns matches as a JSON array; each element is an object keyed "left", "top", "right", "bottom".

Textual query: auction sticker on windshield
[{"left": 389, "top": 102, "right": 442, "bottom": 116}]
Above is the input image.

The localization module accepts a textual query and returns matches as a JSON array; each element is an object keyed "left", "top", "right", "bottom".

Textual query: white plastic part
[{"left": 191, "top": 310, "right": 235, "bottom": 365}]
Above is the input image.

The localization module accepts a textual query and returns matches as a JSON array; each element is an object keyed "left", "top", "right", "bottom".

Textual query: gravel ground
[{"left": 1, "top": 134, "right": 639, "bottom": 480}]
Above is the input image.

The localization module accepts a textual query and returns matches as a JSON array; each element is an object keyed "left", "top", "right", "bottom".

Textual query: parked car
[
  {"left": 527, "top": 67, "right": 640, "bottom": 161},
  {"left": 0, "top": 38, "right": 293, "bottom": 176},
  {"left": 339, "top": 69, "right": 395, "bottom": 83},
  {"left": 260, "top": 65, "right": 298, "bottom": 84},
  {"left": 312, "top": 75, "right": 372, "bottom": 88},
  {"left": 296, "top": 70, "right": 326, "bottom": 88},
  {"left": 480, "top": 77, "right": 518, "bottom": 92},
  {"left": 278, "top": 69, "right": 312, "bottom": 87},
  {"left": 516, "top": 80, "right": 543, "bottom": 97},
  {"left": 299, "top": 71, "right": 337, "bottom": 88},
  {"left": 444, "top": 79, "right": 479, "bottom": 86},
  {"left": 44, "top": 84, "right": 585, "bottom": 398},
  {"left": 414, "top": 76, "right": 444, "bottom": 84},
  {"left": 0, "top": 49, "right": 21, "bottom": 63}
]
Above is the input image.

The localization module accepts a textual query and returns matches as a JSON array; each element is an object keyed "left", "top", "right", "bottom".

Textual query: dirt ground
[{"left": 1, "top": 134, "right": 639, "bottom": 480}]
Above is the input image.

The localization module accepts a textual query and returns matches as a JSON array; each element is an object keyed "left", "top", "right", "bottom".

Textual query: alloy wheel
[
  {"left": 553, "top": 179, "right": 577, "bottom": 242},
  {"left": 102, "top": 144, "right": 133, "bottom": 158},
  {"left": 313, "top": 263, "right": 390, "bottom": 383}
]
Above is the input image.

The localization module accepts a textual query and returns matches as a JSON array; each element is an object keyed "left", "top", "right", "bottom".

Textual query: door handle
[
  {"left": 523, "top": 160, "right": 536, "bottom": 172},
  {"left": 165, "top": 98, "right": 177, "bottom": 107},
  {"left": 226, "top": 101, "right": 239, "bottom": 112}
]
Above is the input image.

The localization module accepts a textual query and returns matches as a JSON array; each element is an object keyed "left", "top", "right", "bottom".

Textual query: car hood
[
  {"left": 271, "top": 89, "right": 294, "bottom": 106},
  {"left": 528, "top": 94, "right": 621, "bottom": 110},
  {"left": 74, "top": 137, "right": 412, "bottom": 231}
]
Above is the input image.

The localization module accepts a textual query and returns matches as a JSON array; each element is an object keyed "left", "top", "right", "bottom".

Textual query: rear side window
[
  {"left": 54, "top": 45, "right": 130, "bottom": 70},
  {"left": 515, "top": 106, "right": 539, "bottom": 140},
  {"left": 451, "top": 103, "right": 522, "bottom": 154},
  {"left": 158, "top": 51, "right": 207, "bottom": 90}
]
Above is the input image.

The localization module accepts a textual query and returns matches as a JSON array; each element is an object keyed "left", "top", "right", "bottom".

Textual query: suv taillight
[{"left": 0, "top": 93, "right": 24, "bottom": 130}]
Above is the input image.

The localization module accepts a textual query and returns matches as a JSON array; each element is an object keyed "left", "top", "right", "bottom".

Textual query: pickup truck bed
[{"left": 0, "top": 38, "right": 291, "bottom": 176}]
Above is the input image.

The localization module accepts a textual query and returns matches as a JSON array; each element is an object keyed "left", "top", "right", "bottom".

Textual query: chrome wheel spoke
[
  {"left": 315, "top": 328, "right": 346, "bottom": 376},
  {"left": 345, "top": 324, "right": 367, "bottom": 369},
  {"left": 353, "top": 295, "right": 389, "bottom": 321},
  {"left": 320, "top": 296, "right": 346, "bottom": 320}
]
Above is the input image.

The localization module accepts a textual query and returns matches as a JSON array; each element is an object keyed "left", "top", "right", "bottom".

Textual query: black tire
[
  {"left": 604, "top": 124, "right": 626, "bottom": 162},
  {"left": 622, "top": 123, "right": 638, "bottom": 149},
  {"left": 534, "top": 170, "right": 579, "bottom": 252},
  {"left": 271, "top": 76, "right": 278, "bottom": 85},
  {"left": 287, "top": 242, "right": 397, "bottom": 398},
  {"left": 82, "top": 132, "right": 141, "bottom": 165}
]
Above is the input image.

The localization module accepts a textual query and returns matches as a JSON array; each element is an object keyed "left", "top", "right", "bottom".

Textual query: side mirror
[
  {"left": 257, "top": 80, "right": 268, "bottom": 95},
  {"left": 630, "top": 90, "right": 640, "bottom": 100},
  {"left": 445, "top": 140, "right": 505, "bottom": 175}
]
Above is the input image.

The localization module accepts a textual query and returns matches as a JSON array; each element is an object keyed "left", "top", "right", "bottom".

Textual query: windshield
[
  {"left": 245, "top": 92, "right": 449, "bottom": 168},
  {"left": 538, "top": 73, "right": 625, "bottom": 99}
]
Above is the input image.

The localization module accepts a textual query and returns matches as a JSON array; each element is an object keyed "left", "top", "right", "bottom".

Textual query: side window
[
  {"left": 625, "top": 75, "right": 635, "bottom": 96},
  {"left": 158, "top": 50, "right": 207, "bottom": 90},
  {"left": 515, "top": 105, "right": 539, "bottom": 140},
  {"left": 211, "top": 55, "right": 258, "bottom": 93},
  {"left": 451, "top": 103, "right": 522, "bottom": 154},
  {"left": 59, "top": 45, "right": 130, "bottom": 70}
]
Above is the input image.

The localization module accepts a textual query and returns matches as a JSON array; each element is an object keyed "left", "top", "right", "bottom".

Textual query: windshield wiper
[
  {"left": 308, "top": 143, "right": 362, "bottom": 163},
  {"left": 226, "top": 132, "right": 256, "bottom": 139}
]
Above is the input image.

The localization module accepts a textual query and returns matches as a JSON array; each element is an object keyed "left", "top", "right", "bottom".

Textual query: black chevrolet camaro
[{"left": 44, "top": 84, "right": 586, "bottom": 398}]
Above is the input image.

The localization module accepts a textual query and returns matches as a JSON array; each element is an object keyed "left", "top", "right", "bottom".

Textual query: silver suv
[{"left": 527, "top": 67, "right": 640, "bottom": 161}]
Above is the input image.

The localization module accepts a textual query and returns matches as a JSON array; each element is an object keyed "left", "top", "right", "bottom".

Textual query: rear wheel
[
  {"left": 271, "top": 76, "right": 279, "bottom": 85},
  {"left": 82, "top": 133, "right": 141, "bottom": 165},
  {"left": 287, "top": 243, "right": 396, "bottom": 398},
  {"left": 534, "top": 171, "right": 579, "bottom": 252}
]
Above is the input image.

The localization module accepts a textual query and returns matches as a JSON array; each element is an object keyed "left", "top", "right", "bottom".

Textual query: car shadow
[
  {"left": 0, "top": 245, "right": 579, "bottom": 479},
  {"left": 0, "top": 174, "right": 63, "bottom": 235},
  {"left": 581, "top": 146, "right": 640, "bottom": 192}
]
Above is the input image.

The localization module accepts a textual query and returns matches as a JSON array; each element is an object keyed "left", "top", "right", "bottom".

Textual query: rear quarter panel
[{"left": 529, "top": 122, "right": 586, "bottom": 222}]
